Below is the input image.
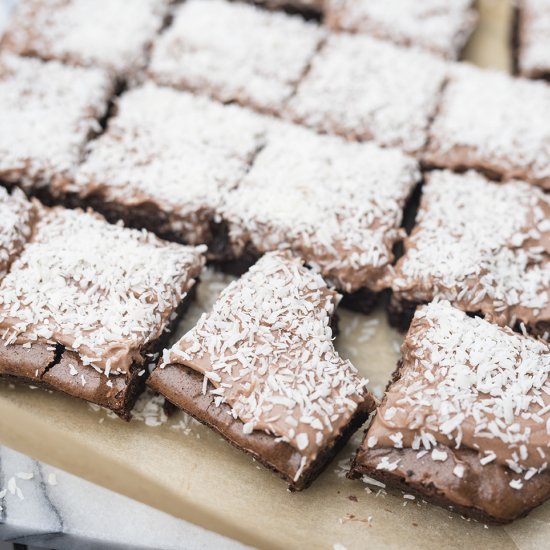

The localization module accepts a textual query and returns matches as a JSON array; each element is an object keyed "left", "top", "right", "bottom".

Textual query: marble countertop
[{"left": 0, "top": 445, "right": 249, "bottom": 550}]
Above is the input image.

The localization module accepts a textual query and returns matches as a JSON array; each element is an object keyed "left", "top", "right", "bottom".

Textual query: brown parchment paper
[{"left": 1, "top": 1, "right": 545, "bottom": 548}]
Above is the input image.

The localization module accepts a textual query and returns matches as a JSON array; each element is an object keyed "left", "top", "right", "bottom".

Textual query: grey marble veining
[{"left": 0, "top": 446, "right": 250, "bottom": 550}]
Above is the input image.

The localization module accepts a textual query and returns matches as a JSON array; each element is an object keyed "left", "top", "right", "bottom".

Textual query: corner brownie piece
[
  {"left": 349, "top": 301, "right": 550, "bottom": 524},
  {"left": 0, "top": 206, "right": 205, "bottom": 419},
  {"left": 0, "top": 54, "right": 114, "bottom": 192},
  {"left": 325, "top": 0, "right": 476, "bottom": 59},
  {"left": 219, "top": 123, "right": 420, "bottom": 308},
  {"left": 0, "top": 187, "right": 35, "bottom": 280},
  {"left": 515, "top": 0, "right": 550, "bottom": 80},
  {"left": 424, "top": 63, "right": 550, "bottom": 189},
  {"left": 390, "top": 170, "right": 550, "bottom": 335},
  {"left": 149, "top": 251, "right": 375, "bottom": 490},
  {"left": 284, "top": 34, "right": 447, "bottom": 154},
  {"left": 148, "top": 0, "right": 325, "bottom": 114},
  {"left": 1, "top": 0, "right": 168, "bottom": 79},
  {"left": 70, "top": 83, "right": 267, "bottom": 252}
]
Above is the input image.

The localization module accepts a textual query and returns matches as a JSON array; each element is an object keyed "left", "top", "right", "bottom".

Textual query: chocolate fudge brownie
[
  {"left": 349, "top": 301, "right": 550, "bottom": 524},
  {"left": 514, "top": 0, "right": 550, "bottom": 80},
  {"left": 1, "top": 0, "right": 169, "bottom": 79},
  {"left": 284, "top": 34, "right": 447, "bottom": 154},
  {"left": 0, "top": 205, "right": 205, "bottom": 418},
  {"left": 0, "top": 187, "right": 35, "bottom": 280},
  {"left": 219, "top": 123, "right": 420, "bottom": 311},
  {"left": 148, "top": 0, "right": 325, "bottom": 114},
  {"left": 325, "top": 0, "right": 477, "bottom": 59},
  {"left": 423, "top": 63, "right": 550, "bottom": 189},
  {"left": 149, "top": 251, "right": 375, "bottom": 490},
  {"left": 0, "top": 54, "right": 114, "bottom": 192},
  {"left": 390, "top": 170, "right": 550, "bottom": 335},
  {"left": 68, "top": 83, "right": 267, "bottom": 253}
]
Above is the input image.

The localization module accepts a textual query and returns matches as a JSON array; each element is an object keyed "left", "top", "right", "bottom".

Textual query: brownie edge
[{"left": 148, "top": 363, "right": 375, "bottom": 491}]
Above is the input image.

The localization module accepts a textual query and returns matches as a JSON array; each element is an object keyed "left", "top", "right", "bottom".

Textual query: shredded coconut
[
  {"left": 2, "top": 0, "right": 168, "bottom": 77},
  {"left": 425, "top": 63, "right": 550, "bottom": 188},
  {"left": 163, "top": 251, "right": 370, "bottom": 458},
  {"left": 0, "top": 187, "right": 34, "bottom": 279},
  {"left": 325, "top": 0, "right": 476, "bottom": 59},
  {"left": 517, "top": 0, "right": 550, "bottom": 79},
  {"left": 0, "top": 53, "right": 114, "bottom": 190},
  {"left": 221, "top": 123, "right": 419, "bottom": 293},
  {"left": 393, "top": 170, "right": 550, "bottom": 330},
  {"left": 0, "top": 206, "right": 205, "bottom": 374},
  {"left": 148, "top": 0, "right": 325, "bottom": 113},
  {"left": 285, "top": 33, "right": 447, "bottom": 153},
  {"left": 74, "top": 83, "right": 267, "bottom": 245}
]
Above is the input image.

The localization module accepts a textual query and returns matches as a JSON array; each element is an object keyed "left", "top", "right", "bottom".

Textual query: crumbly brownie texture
[
  {"left": 325, "top": 0, "right": 476, "bottom": 59},
  {"left": 0, "top": 206, "right": 205, "bottom": 416},
  {"left": 390, "top": 170, "right": 550, "bottom": 334},
  {"left": 220, "top": 124, "right": 420, "bottom": 294},
  {"left": 1, "top": 0, "right": 168, "bottom": 78},
  {"left": 0, "top": 187, "right": 35, "bottom": 280},
  {"left": 150, "top": 251, "right": 375, "bottom": 490},
  {"left": 349, "top": 301, "right": 550, "bottom": 523},
  {"left": 148, "top": 0, "right": 325, "bottom": 114},
  {"left": 515, "top": 0, "right": 550, "bottom": 80},
  {"left": 424, "top": 63, "right": 550, "bottom": 188},
  {"left": 71, "top": 83, "right": 267, "bottom": 249},
  {"left": 284, "top": 34, "right": 447, "bottom": 153},
  {"left": 0, "top": 54, "right": 114, "bottom": 191}
]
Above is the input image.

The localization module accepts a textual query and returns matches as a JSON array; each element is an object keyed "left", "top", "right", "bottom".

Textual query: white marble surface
[{"left": 0, "top": 445, "right": 249, "bottom": 550}]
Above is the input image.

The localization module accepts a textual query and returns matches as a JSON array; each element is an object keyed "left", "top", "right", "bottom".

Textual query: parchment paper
[{"left": 1, "top": 1, "right": 545, "bottom": 548}]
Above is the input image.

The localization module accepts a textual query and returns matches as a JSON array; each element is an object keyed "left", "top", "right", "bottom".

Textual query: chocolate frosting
[
  {"left": 392, "top": 170, "right": 550, "bottom": 333},
  {"left": 161, "top": 251, "right": 372, "bottom": 461},
  {"left": 0, "top": 206, "right": 205, "bottom": 375}
]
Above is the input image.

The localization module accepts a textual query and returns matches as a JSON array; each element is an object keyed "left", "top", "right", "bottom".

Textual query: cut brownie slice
[
  {"left": 424, "top": 63, "right": 550, "bottom": 189},
  {"left": 219, "top": 123, "right": 420, "bottom": 309},
  {"left": 0, "top": 187, "right": 35, "bottom": 280},
  {"left": 148, "top": 0, "right": 325, "bottom": 114},
  {"left": 0, "top": 206, "right": 205, "bottom": 418},
  {"left": 149, "top": 251, "right": 375, "bottom": 490},
  {"left": 390, "top": 170, "right": 550, "bottom": 335},
  {"left": 349, "top": 301, "right": 550, "bottom": 524},
  {"left": 284, "top": 34, "right": 447, "bottom": 154},
  {"left": 325, "top": 0, "right": 477, "bottom": 59},
  {"left": 70, "top": 83, "right": 267, "bottom": 252},
  {"left": 514, "top": 0, "right": 550, "bottom": 80},
  {"left": 1, "top": 0, "right": 169, "bottom": 79},
  {"left": 0, "top": 54, "right": 114, "bottom": 192}
]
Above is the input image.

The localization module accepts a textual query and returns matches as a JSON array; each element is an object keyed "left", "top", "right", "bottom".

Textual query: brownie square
[
  {"left": 70, "top": 83, "right": 267, "bottom": 252},
  {"left": 424, "top": 63, "right": 550, "bottom": 188},
  {"left": 149, "top": 251, "right": 375, "bottom": 490},
  {"left": 325, "top": 0, "right": 476, "bottom": 59},
  {"left": 390, "top": 170, "right": 550, "bottom": 335},
  {"left": 349, "top": 301, "right": 550, "bottom": 524},
  {"left": 0, "top": 187, "right": 35, "bottom": 280},
  {"left": 284, "top": 34, "right": 447, "bottom": 154},
  {"left": 515, "top": 0, "right": 550, "bottom": 80},
  {"left": 0, "top": 54, "right": 114, "bottom": 192},
  {"left": 219, "top": 123, "right": 420, "bottom": 304},
  {"left": 148, "top": 0, "right": 325, "bottom": 114},
  {"left": 1, "top": 0, "right": 169, "bottom": 78},
  {"left": 0, "top": 206, "right": 205, "bottom": 418}
]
